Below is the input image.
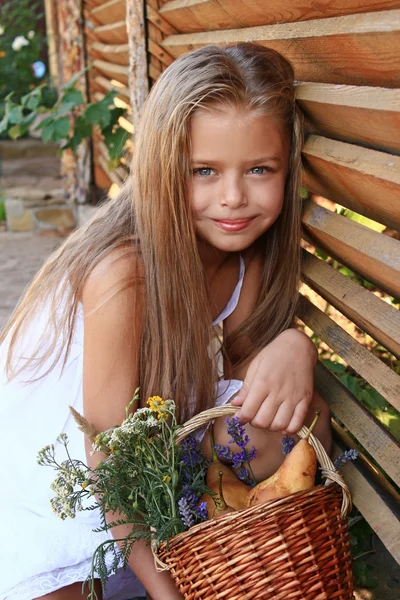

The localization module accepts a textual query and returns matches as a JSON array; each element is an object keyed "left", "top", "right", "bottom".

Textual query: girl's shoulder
[{"left": 224, "top": 247, "right": 263, "bottom": 332}]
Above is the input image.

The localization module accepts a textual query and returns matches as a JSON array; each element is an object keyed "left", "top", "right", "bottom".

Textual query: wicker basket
[{"left": 157, "top": 404, "right": 355, "bottom": 600}]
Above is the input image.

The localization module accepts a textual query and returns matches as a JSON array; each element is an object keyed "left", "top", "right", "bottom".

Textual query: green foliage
[
  {"left": 348, "top": 513, "right": 379, "bottom": 588},
  {"left": 1, "top": 73, "right": 129, "bottom": 167},
  {"left": 0, "top": 200, "right": 6, "bottom": 222}
]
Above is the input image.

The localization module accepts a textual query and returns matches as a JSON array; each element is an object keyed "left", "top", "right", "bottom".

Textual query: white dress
[{"left": 0, "top": 257, "right": 245, "bottom": 600}]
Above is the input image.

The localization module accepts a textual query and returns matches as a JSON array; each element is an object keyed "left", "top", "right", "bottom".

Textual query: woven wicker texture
[{"left": 158, "top": 404, "right": 355, "bottom": 599}]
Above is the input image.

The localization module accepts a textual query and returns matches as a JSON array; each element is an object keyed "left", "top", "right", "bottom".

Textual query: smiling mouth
[{"left": 213, "top": 218, "right": 254, "bottom": 231}]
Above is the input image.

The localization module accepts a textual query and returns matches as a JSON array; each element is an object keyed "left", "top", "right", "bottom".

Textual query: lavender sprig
[
  {"left": 226, "top": 416, "right": 250, "bottom": 448},
  {"left": 282, "top": 435, "right": 295, "bottom": 456},
  {"left": 334, "top": 449, "right": 359, "bottom": 470}
]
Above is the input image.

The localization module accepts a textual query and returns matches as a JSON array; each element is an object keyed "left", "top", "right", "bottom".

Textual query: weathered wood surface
[
  {"left": 91, "top": 41, "right": 129, "bottom": 65},
  {"left": 93, "top": 20, "right": 128, "bottom": 43},
  {"left": 314, "top": 362, "right": 400, "bottom": 489},
  {"left": 331, "top": 442, "right": 400, "bottom": 564},
  {"left": 301, "top": 198, "right": 400, "bottom": 299},
  {"left": 90, "top": 0, "right": 126, "bottom": 25},
  {"left": 159, "top": 0, "right": 400, "bottom": 32},
  {"left": 296, "top": 83, "right": 400, "bottom": 154},
  {"left": 126, "top": 0, "right": 149, "bottom": 131},
  {"left": 297, "top": 294, "right": 400, "bottom": 411},
  {"left": 161, "top": 10, "right": 400, "bottom": 87},
  {"left": 92, "top": 59, "right": 129, "bottom": 85},
  {"left": 147, "top": 3, "right": 177, "bottom": 36},
  {"left": 94, "top": 74, "right": 130, "bottom": 98},
  {"left": 302, "top": 136, "right": 400, "bottom": 231},
  {"left": 301, "top": 250, "right": 400, "bottom": 358}
]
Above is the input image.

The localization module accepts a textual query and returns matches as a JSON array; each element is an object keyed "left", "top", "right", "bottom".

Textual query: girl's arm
[
  {"left": 224, "top": 251, "right": 331, "bottom": 451},
  {"left": 82, "top": 247, "right": 183, "bottom": 600}
]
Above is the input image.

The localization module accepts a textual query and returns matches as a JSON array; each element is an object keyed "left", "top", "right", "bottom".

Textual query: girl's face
[{"left": 188, "top": 105, "right": 290, "bottom": 256}]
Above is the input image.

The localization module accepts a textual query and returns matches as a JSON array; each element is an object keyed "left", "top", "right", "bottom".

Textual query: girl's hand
[{"left": 231, "top": 329, "right": 317, "bottom": 434}]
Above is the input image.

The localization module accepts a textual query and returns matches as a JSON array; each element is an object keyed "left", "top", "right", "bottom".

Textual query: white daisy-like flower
[
  {"left": 0, "top": 25, "right": 4, "bottom": 36},
  {"left": 28, "top": 30, "right": 35, "bottom": 39},
  {"left": 12, "top": 35, "right": 29, "bottom": 51}
]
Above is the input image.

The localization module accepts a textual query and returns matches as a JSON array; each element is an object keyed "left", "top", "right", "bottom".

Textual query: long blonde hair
[{"left": 2, "top": 43, "right": 303, "bottom": 423}]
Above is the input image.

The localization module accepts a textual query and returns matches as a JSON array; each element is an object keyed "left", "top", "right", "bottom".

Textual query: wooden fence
[{"left": 76, "top": 0, "right": 400, "bottom": 562}]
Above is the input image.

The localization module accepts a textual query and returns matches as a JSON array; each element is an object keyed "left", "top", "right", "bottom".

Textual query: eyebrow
[{"left": 191, "top": 156, "right": 282, "bottom": 165}]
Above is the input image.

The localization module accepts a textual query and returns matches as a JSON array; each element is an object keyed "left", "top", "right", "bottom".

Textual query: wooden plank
[
  {"left": 297, "top": 293, "right": 400, "bottom": 412},
  {"left": 126, "top": 0, "right": 149, "bottom": 132},
  {"left": 301, "top": 250, "right": 400, "bottom": 358},
  {"left": 314, "top": 362, "right": 400, "bottom": 488},
  {"left": 302, "top": 136, "right": 400, "bottom": 231},
  {"left": 301, "top": 198, "right": 400, "bottom": 298},
  {"left": 161, "top": 10, "right": 400, "bottom": 87},
  {"left": 147, "top": 0, "right": 165, "bottom": 85},
  {"left": 146, "top": 4, "right": 178, "bottom": 36},
  {"left": 149, "top": 63, "right": 162, "bottom": 81},
  {"left": 91, "top": 42, "right": 129, "bottom": 66},
  {"left": 94, "top": 75, "right": 130, "bottom": 99},
  {"left": 331, "top": 442, "right": 400, "bottom": 563},
  {"left": 92, "top": 59, "right": 129, "bottom": 85},
  {"left": 148, "top": 39, "right": 174, "bottom": 66},
  {"left": 90, "top": 0, "right": 126, "bottom": 25},
  {"left": 296, "top": 82, "right": 400, "bottom": 154},
  {"left": 159, "top": 0, "right": 400, "bottom": 33},
  {"left": 93, "top": 20, "right": 128, "bottom": 44}
]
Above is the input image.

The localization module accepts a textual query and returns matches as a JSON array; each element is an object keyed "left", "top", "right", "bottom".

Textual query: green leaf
[
  {"left": 103, "top": 126, "right": 129, "bottom": 160},
  {"left": 7, "top": 104, "right": 24, "bottom": 124},
  {"left": 62, "top": 67, "right": 90, "bottom": 91},
  {"left": 59, "top": 89, "right": 84, "bottom": 111},
  {"left": 8, "top": 124, "right": 23, "bottom": 139},
  {"left": 41, "top": 121, "right": 56, "bottom": 143},
  {"left": 342, "top": 209, "right": 386, "bottom": 233},
  {"left": 34, "top": 115, "right": 54, "bottom": 130},
  {"left": 74, "top": 115, "right": 92, "bottom": 138},
  {"left": 52, "top": 116, "right": 70, "bottom": 142},
  {"left": 84, "top": 102, "right": 111, "bottom": 127},
  {"left": 322, "top": 360, "right": 346, "bottom": 374},
  {"left": 0, "top": 114, "right": 9, "bottom": 134}
]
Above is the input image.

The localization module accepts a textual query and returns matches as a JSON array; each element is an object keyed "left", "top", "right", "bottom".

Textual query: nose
[{"left": 220, "top": 173, "right": 247, "bottom": 209}]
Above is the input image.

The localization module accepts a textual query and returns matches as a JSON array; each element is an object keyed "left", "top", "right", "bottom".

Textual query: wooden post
[{"left": 126, "top": 0, "right": 149, "bottom": 135}]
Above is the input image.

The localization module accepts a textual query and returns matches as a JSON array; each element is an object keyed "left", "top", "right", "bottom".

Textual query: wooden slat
[
  {"left": 91, "top": 42, "right": 129, "bottom": 66},
  {"left": 93, "top": 20, "right": 128, "bottom": 44},
  {"left": 94, "top": 75, "right": 130, "bottom": 99},
  {"left": 302, "top": 136, "right": 400, "bottom": 231},
  {"left": 92, "top": 59, "right": 129, "bottom": 85},
  {"left": 159, "top": 0, "right": 400, "bottom": 33},
  {"left": 146, "top": 4, "right": 178, "bottom": 36},
  {"left": 90, "top": 0, "right": 126, "bottom": 25},
  {"left": 301, "top": 250, "right": 400, "bottom": 358},
  {"left": 147, "top": 0, "right": 166, "bottom": 84},
  {"left": 314, "top": 362, "right": 400, "bottom": 488},
  {"left": 331, "top": 442, "right": 400, "bottom": 563},
  {"left": 296, "top": 82, "right": 400, "bottom": 154},
  {"left": 149, "top": 63, "right": 162, "bottom": 80},
  {"left": 297, "top": 294, "right": 400, "bottom": 412},
  {"left": 161, "top": 10, "right": 400, "bottom": 87},
  {"left": 301, "top": 198, "right": 400, "bottom": 298},
  {"left": 148, "top": 39, "right": 174, "bottom": 66}
]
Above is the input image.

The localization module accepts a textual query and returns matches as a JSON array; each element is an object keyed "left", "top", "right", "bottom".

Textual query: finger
[
  {"left": 285, "top": 399, "right": 309, "bottom": 434},
  {"left": 268, "top": 401, "right": 293, "bottom": 432},
  {"left": 247, "top": 394, "right": 281, "bottom": 429},
  {"left": 232, "top": 363, "right": 258, "bottom": 416}
]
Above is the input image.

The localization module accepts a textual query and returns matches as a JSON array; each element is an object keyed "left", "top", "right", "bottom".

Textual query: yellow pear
[
  {"left": 201, "top": 428, "right": 250, "bottom": 516},
  {"left": 200, "top": 470, "right": 236, "bottom": 518},
  {"left": 246, "top": 410, "right": 320, "bottom": 507}
]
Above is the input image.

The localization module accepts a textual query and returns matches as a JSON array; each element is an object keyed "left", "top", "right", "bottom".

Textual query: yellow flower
[
  {"left": 0, "top": 51, "right": 6, "bottom": 58},
  {"left": 147, "top": 395, "right": 165, "bottom": 412},
  {"left": 163, "top": 475, "right": 171, "bottom": 484}
]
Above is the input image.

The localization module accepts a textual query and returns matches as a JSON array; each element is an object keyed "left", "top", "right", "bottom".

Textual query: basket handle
[{"left": 176, "top": 403, "right": 352, "bottom": 519}]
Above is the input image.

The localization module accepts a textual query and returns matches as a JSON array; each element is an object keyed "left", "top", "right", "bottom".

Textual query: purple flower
[
  {"left": 282, "top": 435, "right": 295, "bottom": 456},
  {"left": 237, "top": 467, "right": 255, "bottom": 487},
  {"left": 195, "top": 501, "right": 208, "bottom": 522},
  {"left": 178, "top": 496, "right": 195, "bottom": 528},
  {"left": 226, "top": 417, "right": 250, "bottom": 449},
  {"left": 215, "top": 444, "right": 234, "bottom": 462},
  {"left": 334, "top": 449, "right": 359, "bottom": 470},
  {"left": 180, "top": 435, "right": 205, "bottom": 467}
]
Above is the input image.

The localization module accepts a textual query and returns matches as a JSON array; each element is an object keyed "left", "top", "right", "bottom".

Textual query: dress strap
[{"left": 212, "top": 254, "right": 245, "bottom": 326}]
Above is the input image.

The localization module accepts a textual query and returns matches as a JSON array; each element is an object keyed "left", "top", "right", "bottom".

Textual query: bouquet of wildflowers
[{"left": 37, "top": 391, "right": 209, "bottom": 596}]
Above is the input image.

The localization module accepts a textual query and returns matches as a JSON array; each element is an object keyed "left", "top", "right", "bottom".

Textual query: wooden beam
[
  {"left": 296, "top": 82, "right": 400, "bottom": 154},
  {"left": 94, "top": 75, "right": 130, "bottom": 99},
  {"left": 301, "top": 250, "right": 400, "bottom": 358},
  {"left": 297, "top": 293, "right": 400, "bottom": 412},
  {"left": 301, "top": 198, "right": 400, "bottom": 299},
  {"left": 331, "top": 442, "right": 400, "bottom": 564},
  {"left": 148, "top": 39, "right": 174, "bottom": 66},
  {"left": 91, "top": 42, "right": 129, "bottom": 66},
  {"left": 92, "top": 20, "right": 128, "bottom": 44},
  {"left": 161, "top": 10, "right": 400, "bottom": 87},
  {"left": 92, "top": 59, "right": 129, "bottom": 85},
  {"left": 314, "top": 362, "right": 400, "bottom": 489},
  {"left": 126, "top": 0, "right": 149, "bottom": 132},
  {"left": 90, "top": 0, "right": 126, "bottom": 26},
  {"left": 302, "top": 136, "right": 400, "bottom": 231},
  {"left": 159, "top": 0, "right": 400, "bottom": 33},
  {"left": 146, "top": 4, "right": 178, "bottom": 36}
]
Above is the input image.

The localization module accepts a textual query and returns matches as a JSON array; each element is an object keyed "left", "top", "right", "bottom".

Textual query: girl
[{"left": 0, "top": 43, "right": 331, "bottom": 600}]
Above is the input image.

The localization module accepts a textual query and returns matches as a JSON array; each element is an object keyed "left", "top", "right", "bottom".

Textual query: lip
[{"left": 213, "top": 218, "right": 254, "bottom": 232}]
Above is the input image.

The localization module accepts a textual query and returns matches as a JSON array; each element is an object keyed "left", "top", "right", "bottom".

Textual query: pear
[
  {"left": 204, "top": 424, "right": 250, "bottom": 512},
  {"left": 246, "top": 410, "right": 321, "bottom": 507},
  {"left": 200, "top": 470, "right": 236, "bottom": 518}
]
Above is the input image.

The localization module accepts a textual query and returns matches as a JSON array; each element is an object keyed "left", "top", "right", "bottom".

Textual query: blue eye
[
  {"left": 250, "top": 166, "right": 273, "bottom": 175},
  {"left": 193, "top": 167, "right": 213, "bottom": 177}
]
